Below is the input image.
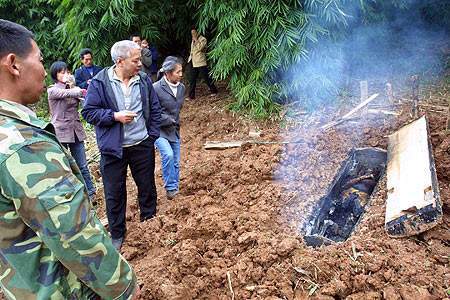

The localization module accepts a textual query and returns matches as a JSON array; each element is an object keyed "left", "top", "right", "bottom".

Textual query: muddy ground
[{"left": 87, "top": 80, "right": 450, "bottom": 300}]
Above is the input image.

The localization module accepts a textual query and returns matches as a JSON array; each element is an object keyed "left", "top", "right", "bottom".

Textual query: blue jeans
[
  {"left": 62, "top": 139, "right": 96, "bottom": 198},
  {"left": 155, "top": 137, "right": 180, "bottom": 192}
]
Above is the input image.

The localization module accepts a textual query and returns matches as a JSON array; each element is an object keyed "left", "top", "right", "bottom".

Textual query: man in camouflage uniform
[{"left": 0, "top": 19, "right": 140, "bottom": 299}]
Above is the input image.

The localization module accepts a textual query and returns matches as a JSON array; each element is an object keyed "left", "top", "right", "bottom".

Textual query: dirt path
[{"left": 89, "top": 81, "right": 449, "bottom": 299}]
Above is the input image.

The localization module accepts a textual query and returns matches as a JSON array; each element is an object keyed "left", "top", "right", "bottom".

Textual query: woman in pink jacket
[{"left": 47, "top": 61, "right": 96, "bottom": 200}]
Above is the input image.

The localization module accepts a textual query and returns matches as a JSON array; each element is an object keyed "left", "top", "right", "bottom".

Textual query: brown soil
[{"left": 89, "top": 81, "right": 449, "bottom": 300}]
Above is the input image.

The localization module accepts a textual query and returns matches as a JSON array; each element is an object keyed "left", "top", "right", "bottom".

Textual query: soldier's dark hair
[
  {"left": 49, "top": 61, "right": 68, "bottom": 82},
  {"left": 0, "top": 19, "right": 34, "bottom": 59},
  {"left": 80, "top": 48, "right": 93, "bottom": 59}
]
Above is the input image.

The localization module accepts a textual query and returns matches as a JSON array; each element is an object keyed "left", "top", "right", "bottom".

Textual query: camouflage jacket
[{"left": 0, "top": 99, "right": 137, "bottom": 299}]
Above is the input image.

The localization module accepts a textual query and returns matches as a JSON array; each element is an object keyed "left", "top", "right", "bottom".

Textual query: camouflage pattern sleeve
[{"left": 0, "top": 140, "right": 137, "bottom": 299}]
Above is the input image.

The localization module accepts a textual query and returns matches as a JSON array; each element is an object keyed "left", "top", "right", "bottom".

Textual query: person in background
[
  {"left": 82, "top": 40, "right": 161, "bottom": 251},
  {"left": 142, "top": 39, "right": 159, "bottom": 81},
  {"left": 0, "top": 19, "right": 140, "bottom": 299},
  {"left": 47, "top": 60, "right": 97, "bottom": 200},
  {"left": 141, "top": 39, "right": 149, "bottom": 49},
  {"left": 131, "top": 33, "right": 153, "bottom": 78},
  {"left": 154, "top": 56, "right": 185, "bottom": 199},
  {"left": 74, "top": 48, "right": 102, "bottom": 89},
  {"left": 187, "top": 26, "right": 217, "bottom": 100}
]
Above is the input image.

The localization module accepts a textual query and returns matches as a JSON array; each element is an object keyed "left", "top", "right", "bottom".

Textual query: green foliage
[
  {"left": 189, "top": 0, "right": 362, "bottom": 117},
  {"left": 0, "top": 0, "right": 69, "bottom": 65},
  {"left": 420, "top": 1, "right": 450, "bottom": 30},
  {"left": 31, "top": 75, "right": 53, "bottom": 121},
  {"left": 1, "top": 0, "right": 447, "bottom": 118},
  {"left": 51, "top": 0, "right": 193, "bottom": 69}
]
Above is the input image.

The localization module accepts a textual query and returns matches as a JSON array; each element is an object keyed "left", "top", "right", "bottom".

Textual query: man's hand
[{"left": 114, "top": 110, "right": 137, "bottom": 124}]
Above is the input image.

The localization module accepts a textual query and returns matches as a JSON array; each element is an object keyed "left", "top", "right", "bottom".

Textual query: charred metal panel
[
  {"left": 386, "top": 116, "right": 442, "bottom": 237},
  {"left": 304, "top": 148, "right": 387, "bottom": 247}
]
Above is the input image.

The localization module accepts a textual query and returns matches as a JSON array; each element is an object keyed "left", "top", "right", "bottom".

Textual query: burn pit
[{"left": 304, "top": 148, "right": 387, "bottom": 247}]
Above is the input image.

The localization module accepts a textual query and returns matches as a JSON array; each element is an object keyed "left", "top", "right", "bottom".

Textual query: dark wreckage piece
[{"left": 304, "top": 148, "right": 387, "bottom": 247}]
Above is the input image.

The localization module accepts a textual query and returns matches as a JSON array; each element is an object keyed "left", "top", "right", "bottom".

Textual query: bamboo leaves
[{"left": 194, "top": 0, "right": 356, "bottom": 117}]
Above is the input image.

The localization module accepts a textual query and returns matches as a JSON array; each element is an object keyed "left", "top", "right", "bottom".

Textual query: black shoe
[
  {"left": 166, "top": 190, "right": 178, "bottom": 200},
  {"left": 111, "top": 237, "right": 123, "bottom": 251},
  {"left": 140, "top": 214, "right": 155, "bottom": 222}
]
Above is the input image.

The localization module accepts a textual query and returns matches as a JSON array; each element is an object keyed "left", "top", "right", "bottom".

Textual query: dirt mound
[{"left": 101, "top": 83, "right": 449, "bottom": 299}]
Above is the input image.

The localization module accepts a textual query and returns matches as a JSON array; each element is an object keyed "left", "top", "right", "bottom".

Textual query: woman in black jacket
[{"left": 153, "top": 56, "right": 185, "bottom": 199}]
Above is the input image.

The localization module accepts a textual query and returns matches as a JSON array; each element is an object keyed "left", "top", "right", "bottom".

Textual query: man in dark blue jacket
[
  {"left": 82, "top": 40, "right": 161, "bottom": 250},
  {"left": 74, "top": 48, "right": 102, "bottom": 89}
]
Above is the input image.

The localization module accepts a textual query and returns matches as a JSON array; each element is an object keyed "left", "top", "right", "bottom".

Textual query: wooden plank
[
  {"left": 321, "top": 94, "right": 379, "bottom": 130},
  {"left": 386, "top": 116, "right": 442, "bottom": 237},
  {"left": 204, "top": 140, "right": 305, "bottom": 150},
  {"left": 204, "top": 141, "right": 248, "bottom": 150}
]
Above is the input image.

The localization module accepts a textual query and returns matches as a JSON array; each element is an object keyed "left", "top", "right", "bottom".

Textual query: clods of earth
[{"left": 85, "top": 81, "right": 450, "bottom": 300}]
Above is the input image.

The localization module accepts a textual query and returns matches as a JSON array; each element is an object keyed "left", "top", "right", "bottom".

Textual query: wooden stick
[
  {"left": 341, "top": 94, "right": 379, "bottom": 119},
  {"left": 321, "top": 94, "right": 379, "bottom": 130},
  {"left": 367, "top": 109, "right": 400, "bottom": 116},
  {"left": 360, "top": 81, "right": 368, "bottom": 102},
  {"left": 341, "top": 174, "right": 374, "bottom": 190},
  {"left": 227, "top": 271, "right": 235, "bottom": 300},
  {"left": 204, "top": 141, "right": 246, "bottom": 150},
  {"left": 204, "top": 140, "right": 304, "bottom": 150},
  {"left": 425, "top": 109, "right": 447, "bottom": 114},
  {"left": 386, "top": 83, "right": 394, "bottom": 103},
  {"left": 411, "top": 75, "right": 419, "bottom": 118},
  {"left": 418, "top": 103, "right": 448, "bottom": 110},
  {"left": 360, "top": 81, "right": 369, "bottom": 116},
  {"left": 368, "top": 104, "right": 402, "bottom": 109}
]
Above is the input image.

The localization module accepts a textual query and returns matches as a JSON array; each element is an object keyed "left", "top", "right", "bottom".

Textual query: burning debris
[{"left": 304, "top": 148, "right": 387, "bottom": 247}]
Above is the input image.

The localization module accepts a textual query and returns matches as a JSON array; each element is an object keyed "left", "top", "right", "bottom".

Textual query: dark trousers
[
  {"left": 188, "top": 66, "right": 218, "bottom": 99},
  {"left": 100, "top": 138, "right": 157, "bottom": 239}
]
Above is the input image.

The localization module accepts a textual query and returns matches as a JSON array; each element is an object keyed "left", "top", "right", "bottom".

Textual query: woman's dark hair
[
  {"left": 0, "top": 19, "right": 34, "bottom": 59},
  {"left": 49, "top": 61, "right": 68, "bottom": 82},
  {"left": 79, "top": 48, "right": 92, "bottom": 59},
  {"left": 130, "top": 33, "right": 141, "bottom": 40},
  {"left": 157, "top": 56, "right": 183, "bottom": 81}
]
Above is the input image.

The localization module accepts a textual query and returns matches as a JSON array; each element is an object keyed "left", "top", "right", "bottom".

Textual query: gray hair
[
  {"left": 110, "top": 40, "right": 140, "bottom": 63},
  {"left": 160, "top": 56, "right": 182, "bottom": 73}
]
